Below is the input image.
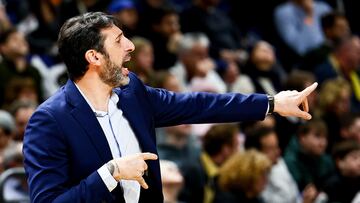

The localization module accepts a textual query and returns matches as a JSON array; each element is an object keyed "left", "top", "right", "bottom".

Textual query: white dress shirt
[{"left": 75, "top": 84, "right": 141, "bottom": 203}]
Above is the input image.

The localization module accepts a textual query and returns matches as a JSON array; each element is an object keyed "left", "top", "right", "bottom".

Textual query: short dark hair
[
  {"left": 297, "top": 119, "right": 328, "bottom": 137},
  {"left": 340, "top": 113, "right": 360, "bottom": 129},
  {"left": 57, "top": 12, "right": 121, "bottom": 81},
  {"left": 332, "top": 141, "right": 360, "bottom": 160},
  {"left": 321, "top": 12, "right": 346, "bottom": 31},
  {"left": 203, "top": 124, "right": 238, "bottom": 156},
  {"left": 244, "top": 126, "right": 275, "bottom": 150},
  {"left": 150, "top": 6, "right": 178, "bottom": 26}
]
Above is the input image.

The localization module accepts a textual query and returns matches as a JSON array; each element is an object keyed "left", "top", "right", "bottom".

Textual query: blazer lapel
[{"left": 64, "top": 80, "right": 113, "bottom": 163}]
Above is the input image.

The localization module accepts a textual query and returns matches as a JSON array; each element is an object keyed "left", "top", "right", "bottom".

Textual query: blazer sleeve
[
  {"left": 144, "top": 86, "right": 269, "bottom": 127},
  {"left": 23, "top": 108, "right": 111, "bottom": 203}
]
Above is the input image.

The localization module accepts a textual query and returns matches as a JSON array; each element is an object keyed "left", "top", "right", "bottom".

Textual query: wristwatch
[{"left": 267, "top": 95, "right": 275, "bottom": 114}]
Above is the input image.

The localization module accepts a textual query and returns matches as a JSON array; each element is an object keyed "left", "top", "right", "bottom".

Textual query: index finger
[
  {"left": 300, "top": 82, "right": 318, "bottom": 98},
  {"left": 141, "top": 152, "right": 158, "bottom": 160}
]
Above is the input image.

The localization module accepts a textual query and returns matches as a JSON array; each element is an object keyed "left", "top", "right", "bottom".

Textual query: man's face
[
  {"left": 158, "top": 14, "right": 180, "bottom": 38},
  {"left": 329, "top": 17, "right": 350, "bottom": 41},
  {"left": 338, "top": 150, "right": 360, "bottom": 177},
  {"left": 0, "top": 32, "right": 29, "bottom": 59},
  {"left": 99, "top": 25, "right": 135, "bottom": 87},
  {"left": 300, "top": 130, "right": 327, "bottom": 156},
  {"left": 260, "top": 133, "right": 281, "bottom": 165},
  {"left": 15, "top": 107, "right": 35, "bottom": 140},
  {"left": 349, "top": 118, "right": 360, "bottom": 144},
  {"left": 182, "top": 44, "right": 208, "bottom": 73}
]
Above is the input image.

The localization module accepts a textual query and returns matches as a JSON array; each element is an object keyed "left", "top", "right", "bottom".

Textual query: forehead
[{"left": 101, "top": 25, "right": 123, "bottom": 40}]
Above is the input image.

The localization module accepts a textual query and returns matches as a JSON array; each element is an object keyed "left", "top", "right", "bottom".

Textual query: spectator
[
  {"left": 180, "top": 0, "right": 245, "bottom": 62},
  {"left": 300, "top": 12, "right": 351, "bottom": 71},
  {"left": 180, "top": 124, "right": 240, "bottom": 203},
  {"left": 127, "top": 37, "right": 154, "bottom": 84},
  {"left": 9, "top": 100, "right": 37, "bottom": 141},
  {"left": 3, "top": 77, "right": 38, "bottom": 110},
  {"left": 160, "top": 160, "right": 184, "bottom": 203},
  {"left": 340, "top": 113, "right": 360, "bottom": 144},
  {"left": 245, "top": 126, "right": 318, "bottom": 203},
  {"left": 170, "top": 32, "right": 226, "bottom": 93},
  {"left": 314, "top": 35, "right": 360, "bottom": 84},
  {"left": 275, "top": 70, "right": 317, "bottom": 151},
  {"left": 317, "top": 78, "right": 351, "bottom": 151},
  {"left": 108, "top": 0, "right": 139, "bottom": 38},
  {"left": 0, "top": 110, "right": 15, "bottom": 171},
  {"left": 214, "top": 149, "right": 272, "bottom": 203},
  {"left": 274, "top": 0, "right": 332, "bottom": 56},
  {"left": 2, "top": 141, "right": 28, "bottom": 201},
  {"left": 284, "top": 119, "right": 335, "bottom": 191},
  {"left": 0, "top": 28, "right": 43, "bottom": 108},
  {"left": 314, "top": 36, "right": 360, "bottom": 110},
  {"left": 146, "top": 6, "right": 181, "bottom": 70},
  {"left": 149, "top": 70, "right": 182, "bottom": 92},
  {"left": 323, "top": 141, "right": 360, "bottom": 203},
  {"left": 242, "top": 41, "right": 285, "bottom": 95}
]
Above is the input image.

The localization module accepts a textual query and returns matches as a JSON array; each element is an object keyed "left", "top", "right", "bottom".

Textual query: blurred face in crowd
[
  {"left": 97, "top": 25, "right": 135, "bottom": 87},
  {"left": 326, "top": 17, "right": 350, "bottom": 41},
  {"left": 221, "top": 132, "right": 240, "bottom": 163},
  {"left": 134, "top": 44, "right": 154, "bottom": 72},
  {"left": 300, "top": 130, "right": 327, "bottom": 156},
  {"left": 260, "top": 133, "right": 281, "bottom": 165},
  {"left": 222, "top": 61, "right": 239, "bottom": 84},
  {"left": 15, "top": 106, "right": 35, "bottom": 140},
  {"left": 0, "top": 31, "right": 29, "bottom": 59},
  {"left": 338, "top": 36, "right": 360, "bottom": 72},
  {"left": 337, "top": 150, "right": 360, "bottom": 177},
  {"left": 163, "top": 74, "right": 181, "bottom": 92},
  {"left": 349, "top": 118, "right": 360, "bottom": 144},
  {"left": 182, "top": 43, "right": 209, "bottom": 75},
  {"left": 332, "top": 88, "right": 351, "bottom": 116},
  {"left": 156, "top": 13, "right": 180, "bottom": 38},
  {"left": 114, "top": 8, "right": 138, "bottom": 29},
  {"left": 251, "top": 41, "right": 276, "bottom": 71}
]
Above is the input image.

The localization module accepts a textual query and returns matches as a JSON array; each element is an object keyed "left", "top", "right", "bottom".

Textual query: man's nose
[{"left": 126, "top": 37, "right": 135, "bottom": 53}]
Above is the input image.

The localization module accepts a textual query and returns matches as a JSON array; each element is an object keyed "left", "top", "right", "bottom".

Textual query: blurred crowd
[{"left": 0, "top": 0, "right": 360, "bottom": 202}]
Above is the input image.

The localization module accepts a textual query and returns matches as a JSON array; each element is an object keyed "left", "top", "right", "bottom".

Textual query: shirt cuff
[
  {"left": 97, "top": 164, "right": 118, "bottom": 192},
  {"left": 266, "top": 103, "right": 269, "bottom": 115}
]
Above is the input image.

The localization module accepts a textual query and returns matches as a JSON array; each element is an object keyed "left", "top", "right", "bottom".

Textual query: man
[
  {"left": 299, "top": 12, "right": 351, "bottom": 71},
  {"left": 323, "top": 141, "right": 360, "bottom": 203},
  {"left": 284, "top": 120, "right": 335, "bottom": 192},
  {"left": 244, "top": 126, "right": 317, "bottom": 203},
  {"left": 180, "top": 124, "right": 239, "bottom": 203},
  {"left": 23, "top": 12, "right": 317, "bottom": 203},
  {"left": 170, "top": 32, "right": 226, "bottom": 93},
  {"left": 274, "top": 0, "right": 332, "bottom": 56},
  {"left": 0, "top": 28, "right": 43, "bottom": 108}
]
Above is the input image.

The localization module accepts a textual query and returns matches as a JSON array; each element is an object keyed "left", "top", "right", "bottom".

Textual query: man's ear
[{"left": 85, "top": 49, "right": 101, "bottom": 66}]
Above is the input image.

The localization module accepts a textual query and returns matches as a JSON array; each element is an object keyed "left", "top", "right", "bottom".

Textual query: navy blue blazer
[{"left": 23, "top": 73, "right": 268, "bottom": 203}]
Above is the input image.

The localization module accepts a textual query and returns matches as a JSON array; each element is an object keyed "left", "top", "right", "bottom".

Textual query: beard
[{"left": 99, "top": 54, "right": 130, "bottom": 87}]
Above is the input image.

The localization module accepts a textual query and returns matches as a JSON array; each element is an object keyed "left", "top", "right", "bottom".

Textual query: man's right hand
[{"left": 109, "top": 152, "right": 158, "bottom": 189}]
